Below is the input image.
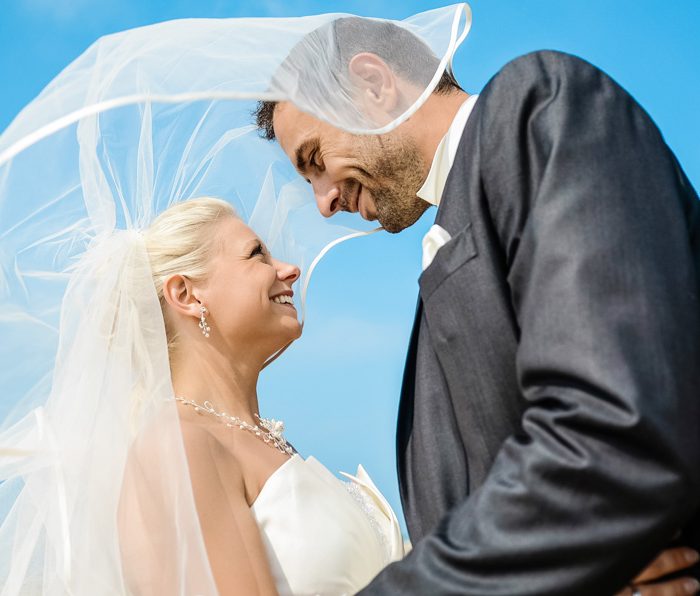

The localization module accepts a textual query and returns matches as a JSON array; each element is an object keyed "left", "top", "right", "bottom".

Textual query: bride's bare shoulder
[{"left": 178, "top": 417, "right": 245, "bottom": 483}]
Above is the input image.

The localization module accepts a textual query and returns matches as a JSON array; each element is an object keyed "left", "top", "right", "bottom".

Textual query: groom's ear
[{"left": 348, "top": 52, "right": 399, "bottom": 119}]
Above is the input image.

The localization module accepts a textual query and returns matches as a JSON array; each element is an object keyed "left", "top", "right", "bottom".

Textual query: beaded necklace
[{"left": 175, "top": 396, "right": 295, "bottom": 456}]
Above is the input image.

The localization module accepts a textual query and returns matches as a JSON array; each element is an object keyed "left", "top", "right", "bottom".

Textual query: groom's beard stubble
[{"left": 359, "top": 135, "right": 430, "bottom": 234}]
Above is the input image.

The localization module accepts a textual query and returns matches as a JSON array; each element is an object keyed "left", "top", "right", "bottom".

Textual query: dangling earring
[{"left": 199, "top": 305, "right": 211, "bottom": 338}]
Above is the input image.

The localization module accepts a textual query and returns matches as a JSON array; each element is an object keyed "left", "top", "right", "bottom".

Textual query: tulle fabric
[
  {"left": 0, "top": 5, "right": 470, "bottom": 593},
  {"left": 0, "top": 231, "right": 217, "bottom": 594},
  {"left": 0, "top": 4, "right": 470, "bottom": 166}
]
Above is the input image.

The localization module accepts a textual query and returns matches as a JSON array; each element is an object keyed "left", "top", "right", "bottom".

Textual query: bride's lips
[
  {"left": 273, "top": 301, "right": 295, "bottom": 309},
  {"left": 270, "top": 291, "right": 296, "bottom": 311}
]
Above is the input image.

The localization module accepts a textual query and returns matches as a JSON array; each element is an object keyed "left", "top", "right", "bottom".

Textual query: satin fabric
[{"left": 251, "top": 455, "right": 404, "bottom": 595}]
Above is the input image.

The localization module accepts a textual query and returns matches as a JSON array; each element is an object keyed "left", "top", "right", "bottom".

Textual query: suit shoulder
[
  {"left": 476, "top": 50, "right": 635, "bottom": 128},
  {"left": 488, "top": 50, "right": 607, "bottom": 88}
]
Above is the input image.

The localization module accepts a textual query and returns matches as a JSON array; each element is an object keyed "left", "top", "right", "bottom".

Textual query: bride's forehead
[{"left": 217, "top": 217, "right": 259, "bottom": 249}]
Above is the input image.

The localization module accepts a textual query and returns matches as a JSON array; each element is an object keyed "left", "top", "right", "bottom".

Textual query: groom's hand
[{"left": 616, "top": 548, "right": 700, "bottom": 595}]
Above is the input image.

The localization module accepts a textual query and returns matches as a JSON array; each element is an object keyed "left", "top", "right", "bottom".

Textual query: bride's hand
[{"left": 616, "top": 548, "right": 699, "bottom": 595}]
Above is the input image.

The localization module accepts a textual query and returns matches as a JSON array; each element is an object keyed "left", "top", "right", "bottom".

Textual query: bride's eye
[{"left": 249, "top": 242, "right": 265, "bottom": 258}]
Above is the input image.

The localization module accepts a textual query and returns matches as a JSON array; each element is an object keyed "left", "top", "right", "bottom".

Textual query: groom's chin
[
  {"left": 379, "top": 203, "right": 430, "bottom": 234},
  {"left": 381, "top": 221, "right": 408, "bottom": 234}
]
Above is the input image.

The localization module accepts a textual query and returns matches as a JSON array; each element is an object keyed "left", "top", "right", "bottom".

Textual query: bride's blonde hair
[{"left": 144, "top": 197, "right": 237, "bottom": 356}]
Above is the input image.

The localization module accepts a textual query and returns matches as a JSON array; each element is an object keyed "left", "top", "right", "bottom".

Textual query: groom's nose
[{"left": 312, "top": 177, "right": 341, "bottom": 218}]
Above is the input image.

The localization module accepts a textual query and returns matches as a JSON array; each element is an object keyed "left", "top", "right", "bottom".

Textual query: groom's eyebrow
[{"left": 295, "top": 138, "right": 320, "bottom": 175}]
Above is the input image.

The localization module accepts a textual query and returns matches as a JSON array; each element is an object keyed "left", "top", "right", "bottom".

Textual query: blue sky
[{"left": 1, "top": 1, "right": 698, "bottom": 535}]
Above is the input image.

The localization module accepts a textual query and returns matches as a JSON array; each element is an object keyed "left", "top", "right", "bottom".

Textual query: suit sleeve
[{"left": 361, "top": 51, "right": 700, "bottom": 595}]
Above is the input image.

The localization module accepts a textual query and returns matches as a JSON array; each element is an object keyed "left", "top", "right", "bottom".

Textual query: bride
[{"left": 117, "top": 197, "right": 402, "bottom": 594}]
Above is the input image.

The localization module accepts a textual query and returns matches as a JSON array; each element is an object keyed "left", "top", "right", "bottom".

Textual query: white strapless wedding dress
[{"left": 250, "top": 455, "right": 404, "bottom": 595}]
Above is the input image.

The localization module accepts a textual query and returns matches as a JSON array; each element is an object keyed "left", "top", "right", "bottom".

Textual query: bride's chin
[
  {"left": 284, "top": 322, "right": 303, "bottom": 342},
  {"left": 269, "top": 323, "right": 302, "bottom": 352},
  {"left": 279, "top": 314, "right": 302, "bottom": 335}
]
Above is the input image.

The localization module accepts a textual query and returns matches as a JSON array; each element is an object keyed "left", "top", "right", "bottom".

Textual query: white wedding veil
[{"left": 0, "top": 4, "right": 470, "bottom": 593}]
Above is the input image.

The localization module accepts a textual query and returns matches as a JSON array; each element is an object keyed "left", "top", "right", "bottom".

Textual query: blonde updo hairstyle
[{"left": 144, "top": 197, "right": 237, "bottom": 358}]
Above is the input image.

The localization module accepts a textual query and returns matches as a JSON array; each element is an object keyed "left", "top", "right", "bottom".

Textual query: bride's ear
[{"left": 162, "top": 274, "right": 201, "bottom": 319}]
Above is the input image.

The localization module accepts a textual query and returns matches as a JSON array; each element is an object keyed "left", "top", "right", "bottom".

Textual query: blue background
[{"left": 2, "top": 1, "right": 698, "bottom": 535}]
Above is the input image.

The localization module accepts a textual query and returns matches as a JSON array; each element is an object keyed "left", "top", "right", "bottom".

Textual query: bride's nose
[{"left": 274, "top": 259, "right": 300, "bottom": 284}]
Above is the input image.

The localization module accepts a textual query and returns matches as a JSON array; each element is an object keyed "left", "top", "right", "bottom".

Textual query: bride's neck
[{"left": 170, "top": 346, "right": 262, "bottom": 421}]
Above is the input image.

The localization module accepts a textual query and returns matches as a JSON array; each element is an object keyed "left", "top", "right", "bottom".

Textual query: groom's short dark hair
[{"left": 254, "top": 16, "right": 462, "bottom": 141}]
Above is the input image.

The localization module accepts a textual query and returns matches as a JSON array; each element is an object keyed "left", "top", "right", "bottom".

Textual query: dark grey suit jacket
[{"left": 361, "top": 51, "right": 700, "bottom": 594}]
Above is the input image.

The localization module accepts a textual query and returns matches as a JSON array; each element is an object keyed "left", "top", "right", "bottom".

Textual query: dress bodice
[{"left": 250, "top": 455, "right": 404, "bottom": 595}]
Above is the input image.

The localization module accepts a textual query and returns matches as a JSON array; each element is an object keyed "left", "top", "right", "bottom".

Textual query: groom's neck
[{"left": 399, "top": 90, "right": 470, "bottom": 166}]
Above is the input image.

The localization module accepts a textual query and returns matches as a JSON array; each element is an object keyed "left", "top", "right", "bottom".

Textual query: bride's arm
[{"left": 181, "top": 422, "right": 279, "bottom": 596}]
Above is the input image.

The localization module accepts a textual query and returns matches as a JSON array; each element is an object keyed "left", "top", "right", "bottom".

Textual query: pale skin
[
  {"left": 162, "top": 216, "right": 302, "bottom": 596},
  {"left": 271, "top": 53, "right": 700, "bottom": 595}
]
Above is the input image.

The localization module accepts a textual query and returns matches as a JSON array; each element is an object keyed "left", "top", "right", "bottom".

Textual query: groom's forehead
[
  {"left": 274, "top": 103, "right": 321, "bottom": 137},
  {"left": 274, "top": 102, "right": 325, "bottom": 159}
]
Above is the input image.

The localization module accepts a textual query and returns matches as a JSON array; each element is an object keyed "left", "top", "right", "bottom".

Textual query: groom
[{"left": 257, "top": 16, "right": 700, "bottom": 595}]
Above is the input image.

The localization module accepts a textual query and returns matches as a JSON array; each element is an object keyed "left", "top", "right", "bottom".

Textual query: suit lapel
[
  {"left": 396, "top": 100, "right": 523, "bottom": 537},
  {"left": 395, "top": 298, "right": 422, "bottom": 505}
]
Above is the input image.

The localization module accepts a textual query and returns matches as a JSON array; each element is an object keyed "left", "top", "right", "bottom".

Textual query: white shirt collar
[{"left": 416, "top": 94, "right": 479, "bottom": 207}]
